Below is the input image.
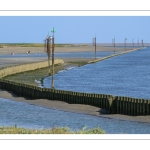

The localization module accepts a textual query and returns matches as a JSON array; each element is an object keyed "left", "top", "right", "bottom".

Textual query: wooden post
[
  {"left": 146, "top": 100, "right": 149, "bottom": 115},
  {"left": 52, "top": 37, "right": 54, "bottom": 89},
  {"left": 139, "top": 99, "right": 142, "bottom": 115},
  {"left": 130, "top": 98, "right": 134, "bottom": 116},
  {"left": 72, "top": 92, "right": 75, "bottom": 104},
  {"left": 100, "top": 94, "right": 102, "bottom": 108},
  {"left": 120, "top": 97, "right": 123, "bottom": 114},
  {"left": 98, "top": 94, "right": 101, "bottom": 107},
  {"left": 95, "top": 37, "right": 96, "bottom": 60},
  {"left": 136, "top": 99, "right": 140, "bottom": 116},
  {"left": 116, "top": 97, "right": 120, "bottom": 114},
  {"left": 128, "top": 98, "right": 131, "bottom": 116},
  {"left": 143, "top": 100, "right": 145, "bottom": 115},
  {"left": 47, "top": 37, "right": 51, "bottom": 75}
]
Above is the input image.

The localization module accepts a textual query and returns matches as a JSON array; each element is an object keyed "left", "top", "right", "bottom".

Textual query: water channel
[
  {"left": 1, "top": 97, "right": 150, "bottom": 134},
  {"left": 1, "top": 47, "right": 150, "bottom": 133},
  {"left": 42, "top": 47, "right": 150, "bottom": 99}
]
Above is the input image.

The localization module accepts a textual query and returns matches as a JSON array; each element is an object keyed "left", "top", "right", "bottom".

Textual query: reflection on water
[
  {"left": 1, "top": 98, "right": 150, "bottom": 134},
  {"left": 43, "top": 47, "right": 150, "bottom": 99}
]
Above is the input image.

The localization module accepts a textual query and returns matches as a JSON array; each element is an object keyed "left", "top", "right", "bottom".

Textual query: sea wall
[
  {"left": 0, "top": 59, "right": 64, "bottom": 78},
  {"left": 0, "top": 79, "right": 150, "bottom": 116}
]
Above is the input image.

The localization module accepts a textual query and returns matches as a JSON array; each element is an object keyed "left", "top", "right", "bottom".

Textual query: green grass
[
  {"left": 3, "top": 61, "right": 88, "bottom": 86},
  {"left": 3, "top": 64, "right": 65, "bottom": 86},
  {"left": 0, "top": 126, "right": 105, "bottom": 134},
  {"left": 67, "top": 61, "right": 88, "bottom": 67}
]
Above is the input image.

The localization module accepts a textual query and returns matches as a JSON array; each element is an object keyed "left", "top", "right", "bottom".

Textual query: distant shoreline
[{"left": 0, "top": 44, "right": 136, "bottom": 55}]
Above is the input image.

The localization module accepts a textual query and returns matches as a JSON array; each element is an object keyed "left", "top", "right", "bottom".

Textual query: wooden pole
[
  {"left": 52, "top": 37, "right": 54, "bottom": 89},
  {"left": 47, "top": 37, "right": 51, "bottom": 75},
  {"left": 95, "top": 37, "right": 96, "bottom": 60},
  {"left": 114, "top": 37, "right": 115, "bottom": 54}
]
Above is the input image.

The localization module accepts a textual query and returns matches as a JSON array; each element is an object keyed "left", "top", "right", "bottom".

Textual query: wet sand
[
  {"left": 0, "top": 45, "right": 117, "bottom": 68},
  {"left": 0, "top": 45, "right": 150, "bottom": 124},
  {"left": 0, "top": 45, "right": 126, "bottom": 54},
  {"left": 1, "top": 89, "right": 150, "bottom": 124}
]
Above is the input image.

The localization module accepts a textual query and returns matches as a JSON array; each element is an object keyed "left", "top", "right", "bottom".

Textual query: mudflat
[
  {"left": 0, "top": 45, "right": 127, "bottom": 68},
  {"left": 0, "top": 45, "right": 126, "bottom": 54},
  {"left": 1, "top": 89, "right": 150, "bottom": 124}
]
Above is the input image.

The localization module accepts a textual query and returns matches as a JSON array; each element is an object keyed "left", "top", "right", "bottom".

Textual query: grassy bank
[
  {"left": 3, "top": 64, "right": 66, "bottom": 86},
  {"left": 3, "top": 61, "right": 87, "bottom": 86},
  {"left": 0, "top": 126, "right": 105, "bottom": 134},
  {"left": 67, "top": 61, "right": 88, "bottom": 67}
]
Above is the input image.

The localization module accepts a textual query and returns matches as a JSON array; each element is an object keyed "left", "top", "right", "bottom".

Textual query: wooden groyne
[{"left": 0, "top": 79, "right": 150, "bottom": 116}]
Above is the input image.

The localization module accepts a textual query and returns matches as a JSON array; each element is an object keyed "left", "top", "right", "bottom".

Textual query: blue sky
[{"left": 0, "top": 16, "right": 150, "bottom": 44}]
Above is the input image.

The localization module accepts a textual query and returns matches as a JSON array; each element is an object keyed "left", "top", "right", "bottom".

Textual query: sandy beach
[
  {"left": 0, "top": 45, "right": 128, "bottom": 68},
  {"left": 0, "top": 45, "right": 127, "bottom": 54},
  {"left": 1, "top": 45, "right": 150, "bottom": 124}
]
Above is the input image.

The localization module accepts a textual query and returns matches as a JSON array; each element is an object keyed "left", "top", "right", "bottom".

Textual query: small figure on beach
[
  {"left": 27, "top": 50, "right": 30, "bottom": 54},
  {"left": 11, "top": 52, "right": 14, "bottom": 55}
]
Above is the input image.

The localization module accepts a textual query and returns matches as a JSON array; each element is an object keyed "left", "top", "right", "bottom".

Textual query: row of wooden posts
[{"left": 0, "top": 79, "right": 150, "bottom": 116}]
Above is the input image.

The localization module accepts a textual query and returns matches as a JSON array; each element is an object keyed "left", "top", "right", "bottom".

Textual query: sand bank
[
  {"left": 0, "top": 45, "right": 119, "bottom": 68},
  {"left": 0, "top": 45, "right": 127, "bottom": 55}
]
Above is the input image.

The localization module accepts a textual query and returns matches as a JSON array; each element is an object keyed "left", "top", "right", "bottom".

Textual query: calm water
[
  {"left": 42, "top": 47, "right": 150, "bottom": 99},
  {"left": 0, "top": 51, "right": 115, "bottom": 59},
  {"left": 1, "top": 98, "right": 150, "bottom": 134}
]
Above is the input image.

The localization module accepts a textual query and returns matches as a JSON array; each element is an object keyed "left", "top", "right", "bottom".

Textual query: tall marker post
[
  {"left": 51, "top": 27, "right": 56, "bottom": 89},
  {"left": 124, "top": 38, "right": 127, "bottom": 51},
  {"left": 112, "top": 37, "right": 115, "bottom": 54},
  {"left": 44, "top": 34, "right": 52, "bottom": 76},
  {"left": 92, "top": 36, "right": 96, "bottom": 60},
  {"left": 141, "top": 39, "right": 144, "bottom": 47},
  {"left": 132, "top": 39, "right": 134, "bottom": 49},
  {"left": 95, "top": 36, "right": 96, "bottom": 60}
]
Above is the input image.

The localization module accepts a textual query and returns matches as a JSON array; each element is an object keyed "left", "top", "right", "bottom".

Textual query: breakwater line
[
  {"left": 88, "top": 48, "right": 141, "bottom": 64},
  {"left": 0, "top": 79, "right": 150, "bottom": 116}
]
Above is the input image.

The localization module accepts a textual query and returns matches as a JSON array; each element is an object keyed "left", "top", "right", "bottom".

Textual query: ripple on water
[
  {"left": 1, "top": 98, "right": 150, "bottom": 134},
  {"left": 43, "top": 47, "right": 150, "bottom": 99}
]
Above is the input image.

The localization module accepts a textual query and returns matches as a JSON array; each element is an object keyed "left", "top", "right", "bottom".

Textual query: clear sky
[{"left": 0, "top": 16, "right": 150, "bottom": 44}]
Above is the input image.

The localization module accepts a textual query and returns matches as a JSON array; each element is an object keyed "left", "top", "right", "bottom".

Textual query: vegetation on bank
[
  {"left": 0, "top": 43, "right": 90, "bottom": 48},
  {"left": 0, "top": 126, "right": 105, "bottom": 134},
  {"left": 3, "top": 64, "right": 65, "bottom": 86},
  {"left": 3, "top": 61, "right": 88, "bottom": 86},
  {"left": 67, "top": 61, "right": 88, "bottom": 67}
]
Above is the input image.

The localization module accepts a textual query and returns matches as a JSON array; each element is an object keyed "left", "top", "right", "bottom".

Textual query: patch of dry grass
[{"left": 0, "top": 126, "right": 105, "bottom": 134}]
